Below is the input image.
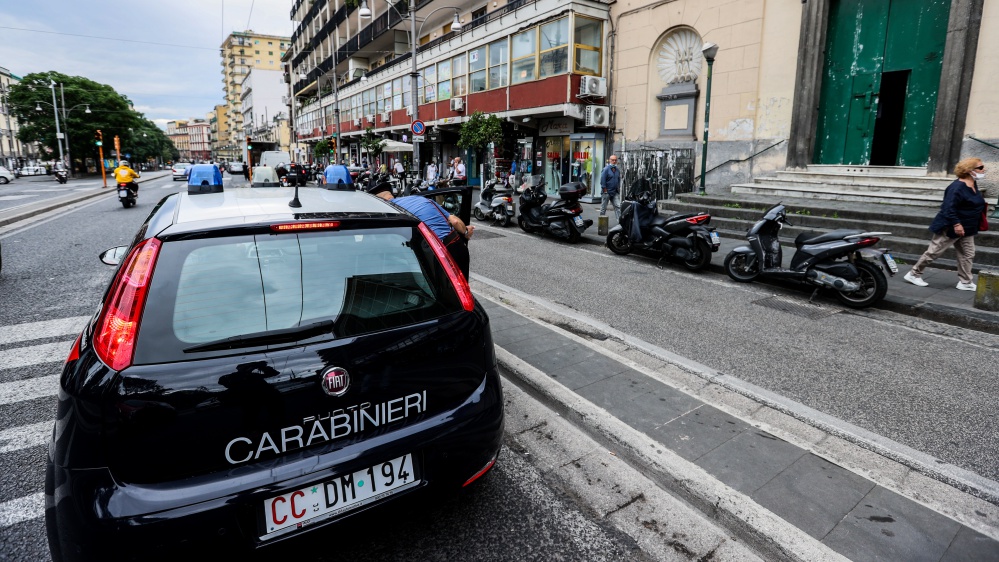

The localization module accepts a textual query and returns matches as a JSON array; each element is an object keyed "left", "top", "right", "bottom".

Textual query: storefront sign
[
  {"left": 438, "top": 117, "right": 462, "bottom": 125},
  {"left": 539, "top": 117, "right": 575, "bottom": 137}
]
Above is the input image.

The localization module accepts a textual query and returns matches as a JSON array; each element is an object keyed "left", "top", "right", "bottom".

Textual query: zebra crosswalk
[{"left": 0, "top": 315, "right": 89, "bottom": 540}]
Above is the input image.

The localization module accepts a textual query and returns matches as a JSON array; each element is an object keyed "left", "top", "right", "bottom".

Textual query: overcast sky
[{"left": 0, "top": 0, "right": 293, "bottom": 129}]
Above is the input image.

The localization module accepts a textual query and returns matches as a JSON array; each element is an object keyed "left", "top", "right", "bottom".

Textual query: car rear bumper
[{"left": 46, "top": 369, "right": 503, "bottom": 562}]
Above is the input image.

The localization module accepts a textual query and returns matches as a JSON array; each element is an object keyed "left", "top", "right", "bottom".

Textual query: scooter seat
[{"left": 795, "top": 229, "right": 865, "bottom": 246}]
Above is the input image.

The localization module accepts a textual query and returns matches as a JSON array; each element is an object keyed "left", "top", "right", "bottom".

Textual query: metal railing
[{"left": 619, "top": 148, "right": 694, "bottom": 201}]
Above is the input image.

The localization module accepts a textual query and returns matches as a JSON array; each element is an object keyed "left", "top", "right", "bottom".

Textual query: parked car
[
  {"left": 17, "top": 165, "right": 46, "bottom": 177},
  {"left": 228, "top": 161, "right": 244, "bottom": 174},
  {"left": 171, "top": 162, "right": 191, "bottom": 181},
  {"left": 0, "top": 166, "right": 14, "bottom": 184}
]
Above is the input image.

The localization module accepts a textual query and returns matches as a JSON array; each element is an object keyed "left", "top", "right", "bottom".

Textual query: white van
[{"left": 258, "top": 151, "right": 292, "bottom": 169}]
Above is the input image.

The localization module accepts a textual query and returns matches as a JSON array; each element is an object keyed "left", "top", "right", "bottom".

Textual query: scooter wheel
[
  {"left": 121, "top": 200, "right": 131, "bottom": 209},
  {"left": 499, "top": 213, "right": 511, "bottom": 227},
  {"left": 473, "top": 207, "right": 486, "bottom": 221},
  {"left": 834, "top": 260, "right": 888, "bottom": 309},
  {"left": 518, "top": 215, "right": 535, "bottom": 233},
  {"left": 724, "top": 251, "right": 759, "bottom": 282},
  {"left": 606, "top": 231, "right": 632, "bottom": 255},
  {"left": 682, "top": 238, "right": 712, "bottom": 272}
]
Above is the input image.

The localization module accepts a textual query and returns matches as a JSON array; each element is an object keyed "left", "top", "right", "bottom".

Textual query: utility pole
[
  {"left": 60, "top": 83, "right": 74, "bottom": 177},
  {"left": 409, "top": 0, "right": 420, "bottom": 184},
  {"left": 49, "top": 82, "right": 65, "bottom": 167}
]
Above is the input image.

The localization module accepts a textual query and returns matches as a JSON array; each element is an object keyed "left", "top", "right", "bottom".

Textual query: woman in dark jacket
[{"left": 904, "top": 157, "right": 988, "bottom": 291}]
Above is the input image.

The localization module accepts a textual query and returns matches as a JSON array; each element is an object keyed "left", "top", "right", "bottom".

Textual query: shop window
[
  {"left": 511, "top": 29, "right": 537, "bottom": 84},
  {"left": 487, "top": 38, "right": 508, "bottom": 89},
  {"left": 574, "top": 17, "right": 602, "bottom": 75},
  {"left": 437, "top": 59, "right": 452, "bottom": 101},
  {"left": 540, "top": 18, "right": 569, "bottom": 78},
  {"left": 469, "top": 46, "right": 486, "bottom": 93},
  {"left": 452, "top": 53, "right": 467, "bottom": 96}
]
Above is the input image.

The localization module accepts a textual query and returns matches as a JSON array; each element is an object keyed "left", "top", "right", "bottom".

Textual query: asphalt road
[
  {"left": 466, "top": 219, "right": 999, "bottom": 484},
  {"left": 0, "top": 177, "right": 677, "bottom": 562}
]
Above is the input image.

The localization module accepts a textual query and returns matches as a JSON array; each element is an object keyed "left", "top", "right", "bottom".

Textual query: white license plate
[
  {"left": 506, "top": 205, "right": 514, "bottom": 212},
  {"left": 573, "top": 216, "right": 584, "bottom": 227},
  {"left": 261, "top": 453, "right": 418, "bottom": 539},
  {"left": 118, "top": 190, "right": 129, "bottom": 197},
  {"left": 883, "top": 253, "right": 899, "bottom": 273},
  {"left": 710, "top": 231, "right": 720, "bottom": 245}
]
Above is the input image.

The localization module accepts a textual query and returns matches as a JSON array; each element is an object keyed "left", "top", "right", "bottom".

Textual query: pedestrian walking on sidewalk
[
  {"left": 599, "top": 155, "right": 621, "bottom": 220},
  {"left": 904, "top": 157, "right": 987, "bottom": 291}
]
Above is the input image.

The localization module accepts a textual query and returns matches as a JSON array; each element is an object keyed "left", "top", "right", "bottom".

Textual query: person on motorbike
[{"left": 113, "top": 160, "right": 140, "bottom": 192}]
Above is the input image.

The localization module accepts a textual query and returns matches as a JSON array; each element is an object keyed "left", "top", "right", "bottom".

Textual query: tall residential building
[
  {"left": 0, "top": 66, "right": 34, "bottom": 168},
  {"left": 220, "top": 30, "right": 290, "bottom": 158},
  {"left": 210, "top": 105, "right": 229, "bottom": 161},
  {"left": 187, "top": 119, "right": 211, "bottom": 162},
  {"left": 240, "top": 68, "right": 290, "bottom": 154},
  {"left": 166, "top": 120, "right": 189, "bottom": 161}
]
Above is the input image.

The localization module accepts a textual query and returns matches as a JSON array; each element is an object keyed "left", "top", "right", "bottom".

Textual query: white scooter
[{"left": 473, "top": 178, "right": 515, "bottom": 227}]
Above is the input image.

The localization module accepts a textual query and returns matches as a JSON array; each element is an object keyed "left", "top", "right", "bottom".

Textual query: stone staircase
[
  {"left": 666, "top": 192, "right": 999, "bottom": 269},
  {"left": 729, "top": 165, "right": 953, "bottom": 207}
]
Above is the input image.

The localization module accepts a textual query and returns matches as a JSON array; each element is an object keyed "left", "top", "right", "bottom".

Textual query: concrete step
[
  {"left": 773, "top": 170, "right": 952, "bottom": 189},
  {"left": 805, "top": 164, "right": 929, "bottom": 177},
  {"left": 729, "top": 182, "right": 945, "bottom": 206},
  {"left": 748, "top": 177, "right": 949, "bottom": 195}
]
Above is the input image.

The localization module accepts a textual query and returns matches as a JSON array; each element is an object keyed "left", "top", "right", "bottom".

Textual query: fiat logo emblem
[{"left": 320, "top": 367, "right": 350, "bottom": 397}]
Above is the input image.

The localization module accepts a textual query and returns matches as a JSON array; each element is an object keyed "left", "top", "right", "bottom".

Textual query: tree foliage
[
  {"left": 457, "top": 111, "right": 503, "bottom": 153},
  {"left": 360, "top": 127, "right": 384, "bottom": 161},
  {"left": 8, "top": 71, "right": 175, "bottom": 167},
  {"left": 314, "top": 139, "right": 329, "bottom": 161}
]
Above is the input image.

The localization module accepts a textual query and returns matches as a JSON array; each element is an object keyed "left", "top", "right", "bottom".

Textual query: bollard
[
  {"left": 597, "top": 215, "right": 608, "bottom": 236},
  {"left": 974, "top": 270, "right": 999, "bottom": 311}
]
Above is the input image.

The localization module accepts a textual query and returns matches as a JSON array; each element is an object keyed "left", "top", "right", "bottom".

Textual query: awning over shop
[{"left": 379, "top": 139, "right": 414, "bottom": 152}]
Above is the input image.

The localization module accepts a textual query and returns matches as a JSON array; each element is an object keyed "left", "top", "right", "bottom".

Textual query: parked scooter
[
  {"left": 606, "top": 187, "right": 719, "bottom": 271},
  {"left": 724, "top": 203, "right": 897, "bottom": 308},
  {"left": 117, "top": 180, "right": 138, "bottom": 208},
  {"left": 473, "top": 178, "right": 515, "bottom": 226},
  {"left": 54, "top": 169, "right": 68, "bottom": 184},
  {"left": 517, "top": 178, "right": 593, "bottom": 242}
]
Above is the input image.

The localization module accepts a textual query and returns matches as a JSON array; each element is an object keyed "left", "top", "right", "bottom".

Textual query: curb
[
  {"left": 0, "top": 172, "right": 170, "bottom": 229},
  {"left": 495, "top": 346, "right": 848, "bottom": 562}
]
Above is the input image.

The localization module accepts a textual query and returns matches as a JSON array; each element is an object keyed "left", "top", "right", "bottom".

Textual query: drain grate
[
  {"left": 752, "top": 295, "right": 843, "bottom": 320},
  {"left": 473, "top": 230, "right": 506, "bottom": 240}
]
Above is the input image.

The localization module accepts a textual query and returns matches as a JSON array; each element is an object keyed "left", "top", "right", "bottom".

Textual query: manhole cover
[
  {"left": 473, "top": 230, "right": 506, "bottom": 240},
  {"left": 752, "top": 295, "right": 843, "bottom": 320}
]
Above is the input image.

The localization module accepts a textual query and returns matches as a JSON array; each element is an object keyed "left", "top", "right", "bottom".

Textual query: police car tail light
[
  {"left": 94, "top": 238, "right": 161, "bottom": 371},
  {"left": 418, "top": 223, "right": 474, "bottom": 312},
  {"left": 270, "top": 221, "right": 341, "bottom": 232}
]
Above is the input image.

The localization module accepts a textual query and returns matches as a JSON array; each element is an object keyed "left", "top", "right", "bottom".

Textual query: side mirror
[{"left": 99, "top": 246, "right": 128, "bottom": 266}]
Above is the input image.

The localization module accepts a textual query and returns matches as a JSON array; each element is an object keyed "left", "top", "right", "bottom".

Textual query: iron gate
[{"left": 619, "top": 148, "right": 694, "bottom": 201}]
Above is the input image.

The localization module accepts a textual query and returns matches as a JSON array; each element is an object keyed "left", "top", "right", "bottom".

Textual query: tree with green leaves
[
  {"left": 7, "top": 71, "right": 151, "bottom": 171},
  {"left": 457, "top": 111, "right": 504, "bottom": 167},
  {"left": 360, "top": 127, "right": 384, "bottom": 164},
  {"left": 314, "top": 139, "right": 329, "bottom": 162}
]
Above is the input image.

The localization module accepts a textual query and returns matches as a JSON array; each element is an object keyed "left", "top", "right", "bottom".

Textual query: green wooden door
[{"left": 814, "top": 0, "right": 950, "bottom": 166}]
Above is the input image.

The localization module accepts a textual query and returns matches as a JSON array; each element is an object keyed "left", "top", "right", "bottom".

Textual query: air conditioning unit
[
  {"left": 353, "top": 118, "right": 361, "bottom": 127},
  {"left": 406, "top": 106, "right": 413, "bottom": 116},
  {"left": 450, "top": 97, "right": 464, "bottom": 112},
  {"left": 366, "top": 114, "right": 374, "bottom": 123},
  {"left": 584, "top": 105, "right": 610, "bottom": 128},
  {"left": 579, "top": 76, "right": 608, "bottom": 98},
  {"left": 381, "top": 112, "right": 390, "bottom": 123}
]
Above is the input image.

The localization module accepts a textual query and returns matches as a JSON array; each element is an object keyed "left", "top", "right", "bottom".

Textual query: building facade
[
  {"left": 287, "top": 0, "right": 613, "bottom": 197},
  {"left": 607, "top": 0, "right": 996, "bottom": 190},
  {"left": 0, "top": 67, "right": 34, "bottom": 169},
  {"left": 240, "top": 68, "right": 292, "bottom": 157},
  {"left": 166, "top": 120, "right": 189, "bottom": 162},
  {"left": 220, "top": 31, "right": 291, "bottom": 164},
  {"left": 187, "top": 120, "right": 211, "bottom": 162}
]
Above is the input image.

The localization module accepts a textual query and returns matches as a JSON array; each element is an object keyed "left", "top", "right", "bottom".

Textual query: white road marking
[
  {"left": 0, "top": 343, "right": 73, "bottom": 371},
  {"left": 0, "top": 195, "right": 36, "bottom": 201},
  {"left": 0, "top": 317, "right": 89, "bottom": 346},
  {"left": 0, "top": 492, "right": 44, "bottom": 528},
  {"left": 28, "top": 189, "right": 72, "bottom": 193},
  {"left": 0, "top": 375, "right": 59, "bottom": 406},
  {"left": 0, "top": 422, "right": 51, "bottom": 454}
]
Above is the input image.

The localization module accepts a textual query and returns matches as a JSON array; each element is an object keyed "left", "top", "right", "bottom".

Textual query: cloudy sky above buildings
[{"left": 1, "top": 0, "right": 293, "bottom": 129}]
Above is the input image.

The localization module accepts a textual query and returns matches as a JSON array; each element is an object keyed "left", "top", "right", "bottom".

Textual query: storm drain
[{"left": 752, "top": 295, "right": 843, "bottom": 320}]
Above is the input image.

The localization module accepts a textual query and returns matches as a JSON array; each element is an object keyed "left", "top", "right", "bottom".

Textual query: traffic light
[
  {"left": 94, "top": 129, "right": 103, "bottom": 146},
  {"left": 329, "top": 136, "right": 336, "bottom": 155},
  {"left": 246, "top": 136, "right": 252, "bottom": 150}
]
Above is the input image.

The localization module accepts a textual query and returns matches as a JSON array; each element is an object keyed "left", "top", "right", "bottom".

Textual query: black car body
[{"left": 46, "top": 186, "right": 503, "bottom": 561}]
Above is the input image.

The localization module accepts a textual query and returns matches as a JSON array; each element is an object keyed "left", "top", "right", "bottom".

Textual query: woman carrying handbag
[{"left": 904, "top": 157, "right": 988, "bottom": 291}]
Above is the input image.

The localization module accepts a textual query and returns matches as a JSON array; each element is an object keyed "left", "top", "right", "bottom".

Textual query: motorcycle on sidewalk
[
  {"left": 473, "top": 178, "right": 515, "bottom": 226},
  {"left": 517, "top": 178, "right": 593, "bottom": 243},
  {"left": 605, "top": 187, "right": 719, "bottom": 271},
  {"left": 117, "top": 181, "right": 138, "bottom": 208},
  {"left": 724, "top": 203, "right": 897, "bottom": 308}
]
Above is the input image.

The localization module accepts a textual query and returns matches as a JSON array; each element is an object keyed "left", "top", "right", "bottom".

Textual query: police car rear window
[{"left": 133, "top": 226, "right": 462, "bottom": 363}]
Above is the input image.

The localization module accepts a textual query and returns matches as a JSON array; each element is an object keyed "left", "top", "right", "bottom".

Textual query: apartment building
[
  {"left": 166, "top": 120, "right": 189, "bottom": 162},
  {"left": 210, "top": 104, "right": 231, "bottom": 162},
  {"left": 241, "top": 68, "right": 292, "bottom": 155},
  {"left": 220, "top": 31, "right": 291, "bottom": 160},
  {"left": 286, "top": 0, "right": 612, "bottom": 197},
  {"left": 187, "top": 119, "right": 211, "bottom": 162},
  {"left": 0, "top": 66, "right": 34, "bottom": 169}
]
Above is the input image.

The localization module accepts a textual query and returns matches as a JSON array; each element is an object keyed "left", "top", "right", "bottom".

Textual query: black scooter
[
  {"left": 117, "top": 180, "right": 138, "bottom": 208},
  {"left": 606, "top": 189, "right": 719, "bottom": 271},
  {"left": 724, "top": 203, "right": 897, "bottom": 308},
  {"left": 517, "top": 179, "right": 593, "bottom": 242}
]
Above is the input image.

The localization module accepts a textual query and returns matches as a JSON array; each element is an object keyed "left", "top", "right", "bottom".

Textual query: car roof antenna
[{"left": 289, "top": 183, "right": 302, "bottom": 208}]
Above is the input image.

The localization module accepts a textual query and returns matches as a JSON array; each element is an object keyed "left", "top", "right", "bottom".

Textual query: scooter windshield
[{"left": 763, "top": 204, "right": 785, "bottom": 221}]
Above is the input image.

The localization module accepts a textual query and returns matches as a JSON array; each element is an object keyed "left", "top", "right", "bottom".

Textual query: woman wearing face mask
[{"left": 904, "top": 157, "right": 988, "bottom": 291}]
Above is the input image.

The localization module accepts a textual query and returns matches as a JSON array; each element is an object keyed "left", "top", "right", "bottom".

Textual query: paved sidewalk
[
  {"left": 570, "top": 199, "right": 999, "bottom": 334},
  {"left": 477, "top": 291, "right": 999, "bottom": 561}
]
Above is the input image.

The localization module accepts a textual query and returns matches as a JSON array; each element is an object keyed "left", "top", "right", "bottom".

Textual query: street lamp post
[
  {"left": 360, "top": 0, "right": 461, "bottom": 185},
  {"left": 698, "top": 43, "right": 718, "bottom": 196},
  {"left": 35, "top": 85, "right": 90, "bottom": 177},
  {"left": 59, "top": 83, "right": 90, "bottom": 178}
]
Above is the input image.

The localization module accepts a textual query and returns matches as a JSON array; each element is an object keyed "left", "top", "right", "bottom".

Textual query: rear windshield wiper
[{"left": 183, "top": 319, "right": 336, "bottom": 353}]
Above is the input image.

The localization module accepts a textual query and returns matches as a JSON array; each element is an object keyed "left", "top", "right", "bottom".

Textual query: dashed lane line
[
  {"left": 0, "top": 317, "right": 89, "bottom": 346},
  {"left": 0, "top": 375, "right": 59, "bottom": 406},
  {"left": 0, "top": 343, "right": 73, "bottom": 372},
  {"left": 0, "top": 421, "right": 51, "bottom": 454},
  {"left": 0, "top": 492, "right": 43, "bottom": 528}
]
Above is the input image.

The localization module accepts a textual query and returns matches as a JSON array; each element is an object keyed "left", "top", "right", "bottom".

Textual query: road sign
[
  {"left": 411, "top": 120, "right": 426, "bottom": 136},
  {"left": 412, "top": 135, "right": 425, "bottom": 143}
]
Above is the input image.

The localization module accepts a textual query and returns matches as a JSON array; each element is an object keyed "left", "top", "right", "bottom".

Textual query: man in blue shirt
[
  {"left": 599, "top": 154, "right": 621, "bottom": 220},
  {"left": 367, "top": 182, "right": 474, "bottom": 277}
]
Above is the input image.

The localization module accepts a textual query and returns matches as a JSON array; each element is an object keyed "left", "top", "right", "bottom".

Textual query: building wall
[
  {"left": 0, "top": 67, "right": 31, "bottom": 167},
  {"left": 220, "top": 31, "right": 290, "bottom": 158}
]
